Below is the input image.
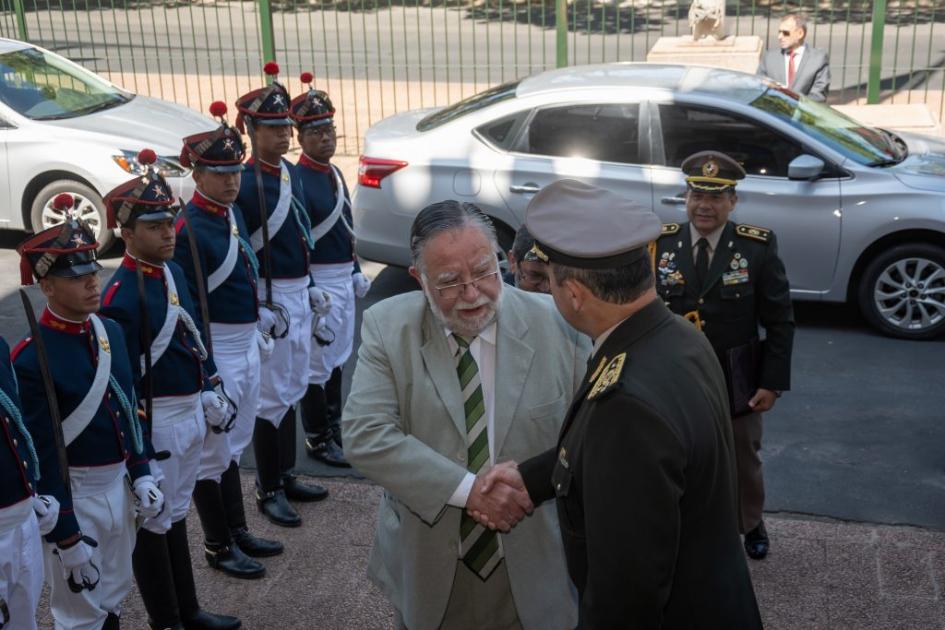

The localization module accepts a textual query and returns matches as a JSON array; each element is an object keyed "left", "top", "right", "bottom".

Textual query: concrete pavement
[{"left": 32, "top": 473, "right": 945, "bottom": 629}]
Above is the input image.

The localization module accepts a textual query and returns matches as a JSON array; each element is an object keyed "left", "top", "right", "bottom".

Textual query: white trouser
[
  {"left": 44, "top": 464, "right": 135, "bottom": 630},
  {"left": 257, "top": 277, "right": 312, "bottom": 425},
  {"left": 142, "top": 394, "right": 205, "bottom": 534},
  {"left": 0, "top": 502, "right": 42, "bottom": 630},
  {"left": 308, "top": 263, "right": 355, "bottom": 386},
  {"left": 197, "top": 322, "right": 260, "bottom": 481}
]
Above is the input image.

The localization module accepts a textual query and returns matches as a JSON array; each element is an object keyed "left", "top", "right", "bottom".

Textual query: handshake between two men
[{"left": 465, "top": 461, "right": 533, "bottom": 532}]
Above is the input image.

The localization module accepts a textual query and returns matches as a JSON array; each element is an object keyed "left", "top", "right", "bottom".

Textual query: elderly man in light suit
[
  {"left": 758, "top": 13, "right": 830, "bottom": 102},
  {"left": 343, "top": 200, "right": 588, "bottom": 630}
]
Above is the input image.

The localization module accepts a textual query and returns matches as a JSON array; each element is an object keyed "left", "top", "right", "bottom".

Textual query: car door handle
[
  {"left": 510, "top": 184, "right": 541, "bottom": 194},
  {"left": 660, "top": 196, "right": 687, "bottom": 205}
]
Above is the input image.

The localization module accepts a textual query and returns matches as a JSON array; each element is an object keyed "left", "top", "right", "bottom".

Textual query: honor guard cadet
[
  {"left": 655, "top": 151, "right": 794, "bottom": 560},
  {"left": 0, "top": 337, "right": 60, "bottom": 630},
  {"left": 100, "top": 151, "right": 241, "bottom": 630},
  {"left": 13, "top": 212, "right": 163, "bottom": 630},
  {"left": 235, "top": 62, "right": 329, "bottom": 528},
  {"left": 175, "top": 102, "right": 284, "bottom": 579},
  {"left": 501, "top": 180, "right": 762, "bottom": 628},
  {"left": 290, "top": 73, "right": 371, "bottom": 468}
]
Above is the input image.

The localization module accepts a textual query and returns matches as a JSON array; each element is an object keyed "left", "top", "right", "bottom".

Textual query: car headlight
[{"left": 112, "top": 150, "right": 190, "bottom": 178}]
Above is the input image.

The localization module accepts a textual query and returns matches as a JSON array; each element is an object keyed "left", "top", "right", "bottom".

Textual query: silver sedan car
[{"left": 354, "top": 63, "right": 945, "bottom": 340}]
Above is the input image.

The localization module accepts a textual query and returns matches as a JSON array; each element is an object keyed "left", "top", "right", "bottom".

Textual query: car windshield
[
  {"left": 748, "top": 85, "right": 900, "bottom": 165},
  {"left": 0, "top": 46, "right": 131, "bottom": 120},
  {"left": 417, "top": 80, "right": 520, "bottom": 131}
]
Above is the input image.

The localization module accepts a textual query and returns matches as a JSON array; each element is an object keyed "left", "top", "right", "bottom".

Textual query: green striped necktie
[{"left": 454, "top": 334, "right": 503, "bottom": 580}]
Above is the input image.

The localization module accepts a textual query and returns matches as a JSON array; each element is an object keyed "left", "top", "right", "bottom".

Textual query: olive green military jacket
[
  {"left": 520, "top": 299, "right": 763, "bottom": 629},
  {"left": 655, "top": 220, "right": 795, "bottom": 394}
]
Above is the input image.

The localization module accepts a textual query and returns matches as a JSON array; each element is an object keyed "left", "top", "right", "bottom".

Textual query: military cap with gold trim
[
  {"left": 17, "top": 204, "right": 101, "bottom": 285},
  {"left": 681, "top": 150, "right": 746, "bottom": 193},
  {"left": 290, "top": 71, "right": 336, "bottom": 131},
  {"left": 524, "top": 179, "right": 660, "bottom": 269},
  {"left": 180, "top": 101, "right": 246, "bottom": 173},
  {"left": 103, "top": 148, "right": 178, "bottom": 229},
  {"left": 235, "top": 61, "right": 292, "bottom": 132}
]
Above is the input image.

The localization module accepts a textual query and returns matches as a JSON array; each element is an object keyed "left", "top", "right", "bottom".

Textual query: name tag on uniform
[{"left": 722, "top": 269, "right": 750, "bottom": 285}]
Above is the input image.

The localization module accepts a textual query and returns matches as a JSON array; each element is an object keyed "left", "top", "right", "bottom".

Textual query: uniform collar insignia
[{"left": 588, "top": 352, "right": 627, "bottom": 400}]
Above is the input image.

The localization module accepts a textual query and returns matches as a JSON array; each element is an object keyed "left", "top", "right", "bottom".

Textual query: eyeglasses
[
  {"left": 778, "top": 30, "right": 792, "bottom": 36},
  {"left": 517, "top": 269, "right": 549, "bottom": 286},
  {"left": 434, "top": 270, "right": 499, "bottom": 300}
]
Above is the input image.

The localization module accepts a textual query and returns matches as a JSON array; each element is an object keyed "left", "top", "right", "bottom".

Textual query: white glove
[
  {"left": 309, "top": 287, "right": 332, "bottom": 316},
  {"left": 256, "top": 329, "right": 274, "bottom": 360},
  {"left": 132, "top": 475, "right": 164, "bottom": 519},
  {"left": 33, "top": 494, "right": 60, "bottom": 536},
  {"left": 55, "top": 536, "right": 100, "bottom": 592},
  {"left": 352, "top": 272, "right": 371, "bottom": 298},
  {"left": 201, "top": 389, "right": 229, "bottom": 430},
  {"left": 257, "top": 305, "right": 289, "bottom": 338}
]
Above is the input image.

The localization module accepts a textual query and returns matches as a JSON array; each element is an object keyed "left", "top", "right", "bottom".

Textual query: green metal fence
[{"left": 0, "top": 1, "right": 943, "bottom": 155}]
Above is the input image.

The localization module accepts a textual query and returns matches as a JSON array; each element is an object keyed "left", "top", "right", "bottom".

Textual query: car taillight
[{"left": 359, "top": 156, "right": 407, "bottom": 189}]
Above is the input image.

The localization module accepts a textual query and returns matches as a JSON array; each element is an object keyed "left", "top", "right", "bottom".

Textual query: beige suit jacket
[{"left": 343, "top": 287, "right": 589, "bottom": 630}]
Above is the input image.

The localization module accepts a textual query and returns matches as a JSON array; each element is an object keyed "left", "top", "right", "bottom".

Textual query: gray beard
[{"left": 423, "top": 282, "right": 502, "bottom": 338}]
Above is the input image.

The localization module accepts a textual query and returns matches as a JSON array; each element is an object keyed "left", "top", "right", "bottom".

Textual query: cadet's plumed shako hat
[
  {"left": 17, "top": 204, "right": 101, "bottom": 285},
  {"left": 524, "top": 179, "right": 661, "bottom": 269},
  {"left": 103, "top": 148, "right": 177, "bottom": 229},
  {"left": 235, "top": 62, "right": 292, "bottom": 132},
  {"left": 290, "top": 72, "right": 336, "bottom": 130},
  {"left": 681, "top": 150, "right": 746, "bottom": 193},
  {"left": 180, "top": 101, "right": 246, "bottom": 173}
]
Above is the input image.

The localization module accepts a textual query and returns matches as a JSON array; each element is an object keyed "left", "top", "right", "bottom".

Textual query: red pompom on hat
[
  {"left": 209, "top": 100, "right": 228, "bottom": 118},
  {"left": 52, "top": 193, "right": 74, "bottom": 211},
  {"left": 263, "top": 61, "right": 280, "bottom": 76},
  {"left": 300, "top": 71, "right": 313, "bottom": 84},
  {"left": 137, "top": 148, "right": 157, "bottom": 166}
]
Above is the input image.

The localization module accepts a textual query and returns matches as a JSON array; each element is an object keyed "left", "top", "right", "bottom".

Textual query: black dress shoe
[
  {"left": 744, "top": 521, "right": 770, "bottom": 560},
  {"left": 282, "top": 474, "right": 329, "bottom": 502},
  {"left": 305, "top": 435, "right": 351, "bottom": 468},
  {"left": 203, "top": 542, "right": 266, "bottom": 579},
  {"left": 182, "top": 609, "right": 242, "bottom": 630},
  {"left": 231, "top": 526, "right": 284, "bottom": 557},
  {"left": 255, "top": 488, "right": 302, "bottom": 527}
]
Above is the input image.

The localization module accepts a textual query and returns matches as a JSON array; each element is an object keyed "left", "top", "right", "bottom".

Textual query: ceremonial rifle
[{"left": 244, "top": 119, "right": 274, "bottom": 312}]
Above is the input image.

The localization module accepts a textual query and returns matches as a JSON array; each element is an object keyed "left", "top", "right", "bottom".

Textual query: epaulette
[
  {"left": 660, "top": 223, "right": 680, "bottom": 237},
  {"left": 103, "top": 281, "right": 122, "bottom": 307},
  {"left": 736, "top": 224, "right": 771, "bottom": 243},
  {"left": 587, "top": 352, "right": 626, "bottom": 401},
  {"left": 10, "top": 337, "right": 33, "bottom": 362}
]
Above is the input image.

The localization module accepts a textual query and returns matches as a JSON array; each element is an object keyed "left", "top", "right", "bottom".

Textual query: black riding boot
[
  {"left": 301, "top": 384, "right": 349, "bottom": 467},
  {"left": 167, "top": 519, "right": 242, "bottom": 630},
  {"left": 191, "top": 478, "right": 265, "bottom": 579},
  {"left": 278, "top": 407, "right": 328, "bottom": 502},
  {"left": 325, "top": 366, "right": 344, "bottom": 447},
  {"left": 253, "top": 417, "right": 301, "bottom": 527},
  {"left": 220, "top": 460, "right": 284, "bottom": 557},
  {"left": 132, "top": 529, "right": 183, "bottom": 629}
]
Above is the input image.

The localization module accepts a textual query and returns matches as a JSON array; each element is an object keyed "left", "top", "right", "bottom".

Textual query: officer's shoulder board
[
  {"left": 587, "top": 352, "right": 627, "bottom": 401},
  {"left": 102, "top": 281, "right": 122, "bottom": 307},
  {"left": 10, "top": 336, "right": 33, "bottom": 363},
  {"left": 735, "top": 224, "right": 771, "bottom": 243},
  {"left": 660, "top": 223, "right": 680, "bottom": 237}
]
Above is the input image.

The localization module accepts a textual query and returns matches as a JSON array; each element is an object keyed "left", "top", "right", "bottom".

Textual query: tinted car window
[
  {"left": 474, "top": 112, "right": 526, "bottom": 150},
  {"left": 521, "top": 103, "right": 641, "bottom": 164},
  {"left": 417, "top": 80, "right": 520, "bottom": 131},
  {"left": 659, "top": 103, "right": 803, "bottom": 177}
]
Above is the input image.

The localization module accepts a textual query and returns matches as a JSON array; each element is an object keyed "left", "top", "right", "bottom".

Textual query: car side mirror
[{"left": 788, "top": 154, "right": 825, "bottom": 180}]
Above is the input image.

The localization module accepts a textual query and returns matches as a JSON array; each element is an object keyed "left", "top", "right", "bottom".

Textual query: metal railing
[{"left": 0, "top": 1, "right": 943, "bottom": 154}]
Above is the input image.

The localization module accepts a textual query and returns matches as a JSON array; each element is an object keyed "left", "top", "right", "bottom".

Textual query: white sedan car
[
  {"left": 0, "top": 37, "right": 215, "bottom": 250},
  {"left": 354, "top": 63, "right": 945, "bottom": 339}
]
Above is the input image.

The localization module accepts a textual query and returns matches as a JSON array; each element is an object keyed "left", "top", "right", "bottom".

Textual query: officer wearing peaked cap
[
  {"left": 654, "top": 150, "right": 794, "bottom": 561},
  {"left": 174, "top": 101, "right": 285, "bottom": 580},
  {"left": 99, "top": 151, "right": 241, "bottom": 629},
  {"left": 13, "top": 210, "right": 161, "bottom": 630},
  {"left": 236, "top": 63, "right": 330, "bottom": 530},
  {"left": 291, "top": 72, "right": 367, "bottom": 469},
  {"left": 0, "top": 335, "right": 60, "bottom": 630},
  {"left": 478, "top": 179, "right": 762, "bottom": 628}
]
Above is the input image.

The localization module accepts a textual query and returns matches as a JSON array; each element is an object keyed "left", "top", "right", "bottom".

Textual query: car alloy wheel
[
  {"left": 861, "top": 243, "right": 945, "bottom": 339},
  {"left": 30, "top": 179, "right": 114, "bottom": 253},
  {"left": 40, "top": 192, "right": 101, "bottom": 233}
]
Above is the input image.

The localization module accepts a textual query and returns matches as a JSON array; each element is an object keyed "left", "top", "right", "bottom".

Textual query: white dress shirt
[
  {"left": 783, "top": 44, "right": 806, "bottom": 86},
  {"left": 445, "top": 322, "right": 497, "bottom": 507}
]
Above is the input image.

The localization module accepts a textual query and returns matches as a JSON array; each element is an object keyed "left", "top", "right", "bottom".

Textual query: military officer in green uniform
[
  {"left": 654, "top": 150, "right": 795, "bottom": 560},
  {"left": 476, "top": 179, "right": 763, "bottom": 628}
]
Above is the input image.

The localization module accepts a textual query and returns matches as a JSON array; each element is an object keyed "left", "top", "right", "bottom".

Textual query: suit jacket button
[
  {"left": 120, "top": 432, "right": 125, "bottom": 438},
  {"left": 698, "top": 298, "right": 704, "bottom": 305},
  {"left": 556, "top": 483, "right": 562, "bottom": 491},
  {"left": 12, "top": 438, "right": 17, "bottom": 447},
  {"left": 22, "top": 460, "right": 28, "bottom": 468}
]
